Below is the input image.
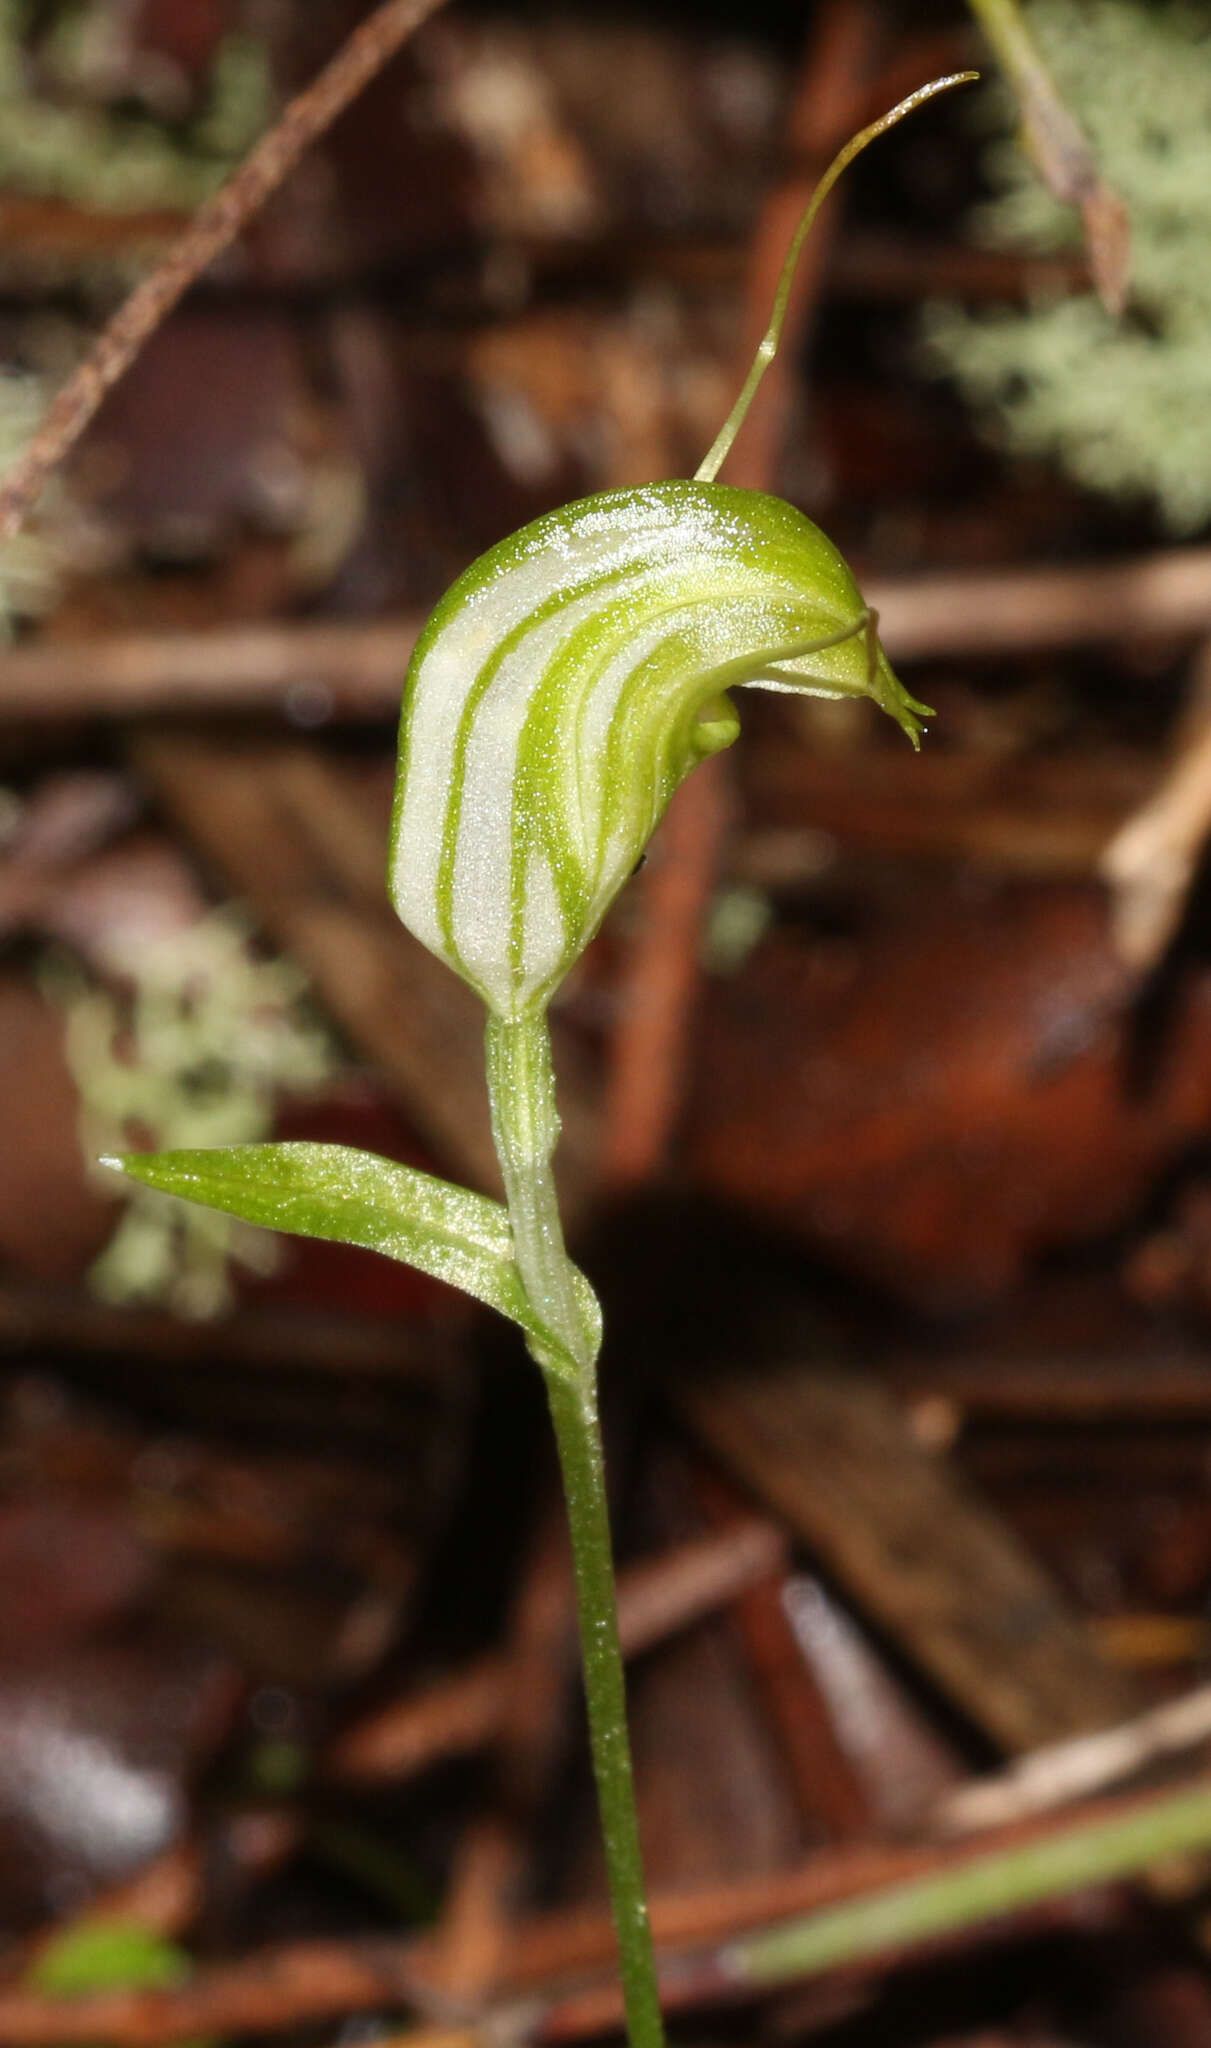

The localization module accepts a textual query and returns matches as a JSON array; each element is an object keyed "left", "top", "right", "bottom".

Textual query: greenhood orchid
[{"left": 109, "top": 72, "right": 972, "bottom": 2048}]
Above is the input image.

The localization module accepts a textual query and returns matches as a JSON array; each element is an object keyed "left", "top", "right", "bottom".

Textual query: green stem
[
  {"left": 485, "top": 1011, "right": 592, "bottom": 1368},
  {"left": 545, "top": 1371, "right": 666, "bottom": 2048},
  {"left": 485, "top": 1011, "right": 665, "bottom": 2048}
]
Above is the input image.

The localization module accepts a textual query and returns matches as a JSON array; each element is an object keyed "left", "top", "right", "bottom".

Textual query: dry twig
[
  {"left": 0, "top": 619, "right": 421, "bottom": 720},
  {"left": 966, "top": 0, "right": 1130, "bottom": 313},
  {"left": 427, "top": 1500, "right": 573, "bottom": 2002},
  {"left": 722, "top": 0, "right": 879, "bottom": 497},
  {"left": 600, "top": 760, "right": 733, "bottom": 1186},
  {"left": 1101, "top": 643, "right": 1211, "bottom": 969},
  {"left": 328, "top": 1520, "right": 784, "bottom": 1783},
  {"left": 935, "top": 1681, "right": 1211, "bottom": 1836},
  {"left": 866, "top": 546, "right": 1211, "bottom": 661},
  {"left": 693, "top": 1468, "right": 871, "bottom": 1841},
  {"left": 3, "top": 1774, "right": 1205, "bottom": 2045},
  {"left": 0, "top": 1273, "right": 461, "bottom": 1378},
  {"left": 601, "top": 0, "right": 878, "bottom": 1187},
  {"left": 0, "top": 0, "right": 450, "bottom": 544},
  {"left": 22, "top": 1815, "right": 301, "bottom": 1965},
  {"left": 7, "top": 542, "right": 1211, "bottom": 723}
]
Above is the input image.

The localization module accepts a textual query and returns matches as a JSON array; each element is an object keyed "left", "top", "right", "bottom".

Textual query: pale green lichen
[
  {"left": 923, "top": 0, "right": 1211, "bottom": 531},
  {"left": 50, "top": 909, "right": 338, "bottom": 1318},
  {"left": 0, "top": 367, "right": 60, "bottom": 634},
  {"left": 0, "top": 0, "right": 271, "bottom": 215}
]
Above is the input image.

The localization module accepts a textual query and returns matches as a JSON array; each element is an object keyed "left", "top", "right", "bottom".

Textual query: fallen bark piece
[
  {"left": 686, "top": 878, "right": 1211, "bottom": 1305},
  {"left": 738, "top": 736, "right": 1152, "bottom": 879},
  {"left": 678, "top": 1361, "right": 1138, "bottom": 1753}
]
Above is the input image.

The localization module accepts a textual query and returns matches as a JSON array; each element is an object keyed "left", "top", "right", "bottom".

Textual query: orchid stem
[{"left": 485, "top": 1012, "right": 665, "bottom": 2048}]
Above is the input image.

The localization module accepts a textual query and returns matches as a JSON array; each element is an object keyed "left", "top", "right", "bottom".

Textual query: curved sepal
[
  {"left": 390, "top": 480, "right": 929, "bottom": 1019},
  {"left": 104, "top": 1142, "right": 601, "bottom": 1371}
]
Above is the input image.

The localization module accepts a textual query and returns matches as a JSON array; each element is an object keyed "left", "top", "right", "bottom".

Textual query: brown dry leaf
[{"left": 969, "top": 0, "right": 1131, "bottom": 314}]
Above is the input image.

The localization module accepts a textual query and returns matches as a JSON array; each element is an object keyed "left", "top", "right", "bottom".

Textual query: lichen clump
[
  {"left": 54, "top": 909, "right": 337, "bottom": 1318},
  {"left": 924, "top": 0, "right": 1211, "bottom": 532},
  {"left": 0, "top": 369, "right": 59, "bottom": 631},
  {"left": 0, "top": 0, "right": 271, "bottom": 215}
]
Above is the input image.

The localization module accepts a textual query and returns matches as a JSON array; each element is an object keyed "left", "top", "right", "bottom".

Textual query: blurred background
[{"left": 5, "top": 2, "right": 1211, "bottom": 2044}]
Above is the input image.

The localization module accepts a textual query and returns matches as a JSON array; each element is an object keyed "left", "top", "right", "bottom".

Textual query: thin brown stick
[
  {"left": 934, "top": 1679, "right": 1211, "bottom": 1836},
  {"left": 0, "top": 1939, "right": 425, "bottom": 2046},
  {"left": 0, "top": 0, "right": 450, "bottom": 545},
  {"left": 693, "top": 1467, "right": 870, "bottom": 1842},
  {"left": 0, "top": 618, "right": 423, "bottom": 719},
  {"left": 966, "top": 0, "right": 1130, "bottom": 314},
  {"left": 0, "top": 1772, "right": 1199, "bottom": 2045},
  {"left": 867, "top": 544, "right": 1211, "bottom": 660},
  {"left": 493, "top": 1776, "right": 1199, "bottom": 1996},
  {"left": 600, "top": 0, "right": 878, "bottom": 1188},
  {"left": 600, "top": 760, "right": 733, "bottom": 1186},
  {"left": 888, "top": 1349, "right": 1211, "bottom": 1422},
  {"left": 5, "top": 540, "right": 1211, "bottom": 722},
  {"left": 22, "top": 1814, "right": 302, "bottom": 1967},
  {"left": 427, "top": 1500, "right": 573, "bottom": 2003},
  {"left": 721, "top": 0, "right": 879, "bottom": 496},
  {"left": 326, "top": 1660, "right": 508, "bottom": 1786},
  {"left": 0, "top": 1272, "right": 463, "bottom": 1381},
  {"left": 327, "top": 1519, "right": 784, "bottom": 1783},
  {"left": 1101, "top": 640, "right": 1211, "bottom": 969}
]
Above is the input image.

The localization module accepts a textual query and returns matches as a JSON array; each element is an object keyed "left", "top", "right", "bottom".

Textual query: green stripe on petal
[{"left": 390, "top": 480, "right": 926, "bottom": 1019}]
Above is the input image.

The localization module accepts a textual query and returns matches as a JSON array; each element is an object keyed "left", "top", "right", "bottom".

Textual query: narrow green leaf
[{"left": 104, "top": 1143, "right": 600, "bottom": 1367}]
